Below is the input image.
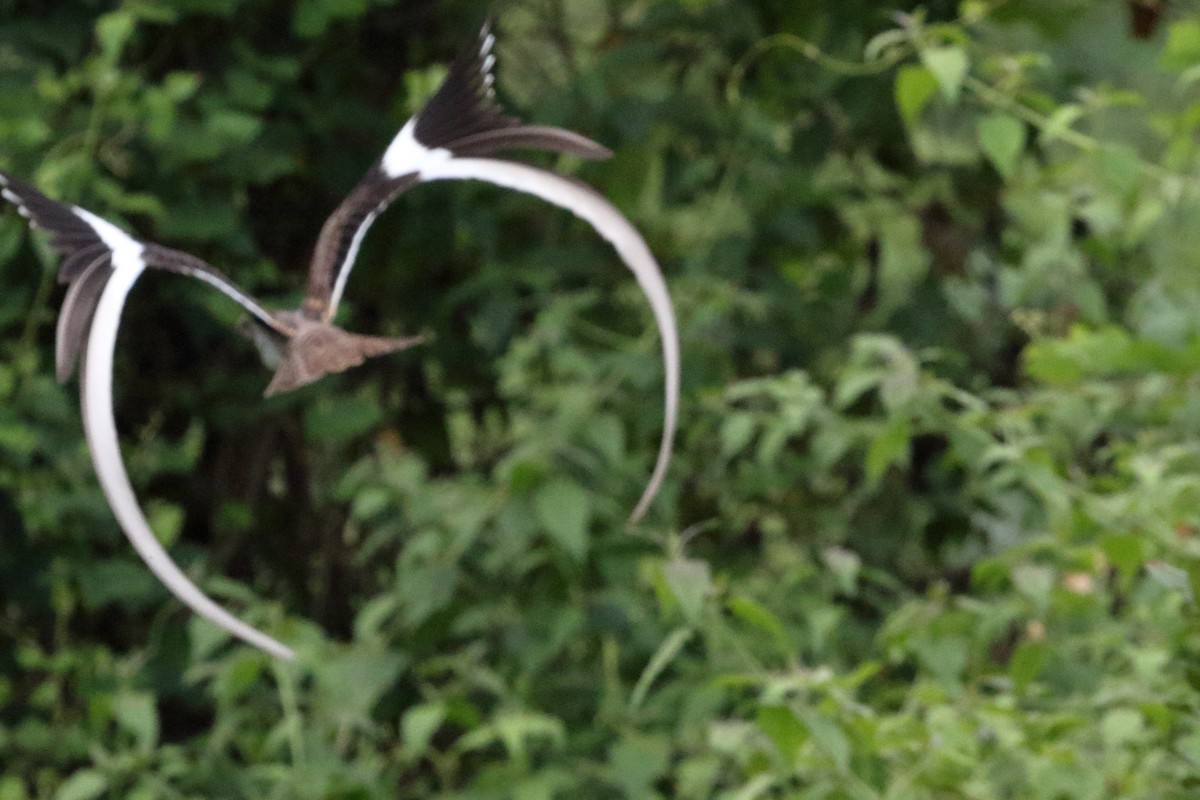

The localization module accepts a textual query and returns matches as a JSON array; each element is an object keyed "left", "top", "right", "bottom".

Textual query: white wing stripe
[
  {"left": 381, "top": 118, "right": 452, "bottom": 179},
  {"left": 82, "top": 262, "right": 295, "bottom": 660},
  {"left": 419, "top": 158, "right": 679, "bottom": 522},
  {"left": 68, "top": 205, "right": 282, "bottom": 332},
  {"left": 173, "top": 264, "right": 280, "bottom": 330},
  {"left": 327, "top": 207, "right": 381, "bottom": 317},
  {"left": 71, "top": 206, "right": 144, "bottom": 272}
]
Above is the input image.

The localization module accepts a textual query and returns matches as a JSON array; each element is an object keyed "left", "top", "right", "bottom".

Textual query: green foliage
[{"left": 4, "top": 0, "right": 1200, "bottom": 797}]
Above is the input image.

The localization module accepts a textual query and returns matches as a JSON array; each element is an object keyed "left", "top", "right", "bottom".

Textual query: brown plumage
[{"left": 263, "top": 312, "right": 423, "bottom": 397}]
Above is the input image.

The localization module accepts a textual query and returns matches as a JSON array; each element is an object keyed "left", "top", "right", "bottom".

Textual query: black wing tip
[
  {"left": 412, "top": 20, "right": 614, "bottom": 161},
  {"left": 0, "top": 170, "right": 44, "bottom": 206},
  {"left": 0, "top": 176, "right": 121, "bottom": 286},
  {"left": 412, "top": 19, "right": 512, "bottom": 153},
  {"left": 0, "top": 171, "right": 34, "bottom": 216}
]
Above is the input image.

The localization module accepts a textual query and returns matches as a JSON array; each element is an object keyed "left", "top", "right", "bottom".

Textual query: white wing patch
[
  {"left": 381, "top": 117, "right": 452, "bottom": 179},
  {"left": 71, "top": 206, "right": 145, "bottom": 272}
]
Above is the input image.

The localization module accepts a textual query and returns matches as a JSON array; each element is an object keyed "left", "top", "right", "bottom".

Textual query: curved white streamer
[
  {"left": 419, "top": 158, "right": 679, "bottom": 522},
  {"left": 82, "top": 262, "right": 295, "bottom": 660}
]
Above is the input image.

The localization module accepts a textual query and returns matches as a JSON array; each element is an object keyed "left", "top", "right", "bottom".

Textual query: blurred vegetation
[{"left": 4, "top": 0, "right": 1200, "bottom": 797}]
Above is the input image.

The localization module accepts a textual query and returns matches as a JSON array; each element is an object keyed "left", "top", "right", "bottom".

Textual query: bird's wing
[
  {"left": 0, "top": 172, "right": 287, "bottom": 382},
  {"left": 408, "top": 21, "right": 612, "bottom": 162},
  {"left": 0, "top": 172, "right": 295, "bottom": 660},
  {"left": 304, "top": 21, "right": 677, "bottom": 520},
  {"left": 303, "top": 169, "right": 419, "bottom": 322},
  {"left": 307, "top": 20, "right": 612, "bottom": 321},
  {"left": 418, "top": 158, "right": 678, "bottom": 523}
]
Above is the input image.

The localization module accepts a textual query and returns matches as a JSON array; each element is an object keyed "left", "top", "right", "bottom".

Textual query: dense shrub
[{"left": 3, "top": 0, "right": 1200, "bottom": 797}]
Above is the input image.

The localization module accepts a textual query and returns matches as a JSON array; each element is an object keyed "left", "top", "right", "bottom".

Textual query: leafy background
[{"left": 3, "top": 0, "right": 1200, "bottom": 797}]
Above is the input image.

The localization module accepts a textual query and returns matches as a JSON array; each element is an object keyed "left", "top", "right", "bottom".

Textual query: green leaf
[
  {"left": 402, "top": 702, "right": 447, "bottom": 755},
  {"left": 1101, "top": 708, "right": 1144, "bottom": 748},
  {"left": 76, "top": 559, "right": 165, "bottom": 611},
  {"left": 662, "top": 557, "right": 713, "bottom": 622},
  {"left": 1039, "top": 104, "right": 1084, "bottom": 144},
  {"left": 214, "top": 651, "right": 266, "bottom": 704},
  {"left": 865, "top": 416, "right": 911, "bottom": 487},
  {"left": 585, "top": 413, "right": 625, "bottom": 465},
  {"left": 0, "top": 777, "right": 27, "bottom": 800},
  {"left": 396, "top": 563, "right": 460, "bottom": 628},
  {"left": 112, "top": 691, "right": 159, "bottom": 752},
  {"left": 895, "top": 65, "right": 939, "bottom": 127},
  {"left": 404, "top": 64, "right": 450, "bottom": 115},
  {"left": 162, "top": 0, "right": 242, "bottom": 16},
  {"left": 1095, "top": 143, "right": 1142, "bottom": 196},
  {"left": 678, "top": 757, "right": 722, "bottom": 800},
  {"left": 95, "top": 11, "right": 135, "bottom": 62},
  {"left": 1101, "top": 534, "right": 1144, "bottom": 581},
  {"left": 876, "top": 215, "right": 931, "bottom": 318},
  {"left": 146, "top": 500, "right": 184, "bottom": 548},
  {"left": 607, "top": 734, "right": 671, "bottom": 796},
  {"left": 54, "top": 771, "right": 107, "bottom": 800},
  {"left": 977, "top": 112, "right": 1025, "bottom": 178},
  {"left": 304, "top": 394, "right": 383, "bottom": 442},
  {"left": 920, "top": 46, "right": 969, "bottom": 102},
  {"left": 865, "top": 28, "right": 910, "bottom": 62},
  {"left": 534, "top": 478, "right": 591, "bottom": 561},
  {"left": 1161, "top": 20, "right": 1200, "bottom": 70},
  {"left": 318, "top": 648, "right": 406, "bottom": 720},
  {"left": 822, "top": 547, "right": 862, "bottom": 595},
  {"left": 293, "top": 0, "right": 368, "bottom": 38},
  {"left": 1012, "top": 564, "right": 1055, "bottom": 609},
  {"left": 757, "top": 706, "right": 807, "bottom": 764},
  {"left": 563, "top": 0, "right": 609, "bottom": 46},
  {"left": 1146, "top": 561, "right": 1193, "bottom": 601},
  {"left": 630, "top": 627, "right": 694, "bottom": 710},
  {"left": 728, "top": 595, "right": 789, "bottom": 647},
  {"left": 153, "top": 198, "right": 240, "bottom": 240},
  {"left": 720, "top": 412, "right": 757, "bottom": 458},
  {"left": 206, "top": 108, "right": 262, "bottom": 146},
  {"left": 492, "top": 711, "right": 566, "bottom": 758},
  {"left": 919, "top": 635, "right": 968, "bottom": 685},
  {"left": 799, "top": 710, "right": 850, "bottom": 773},
  {"left": 1009, "top": 640, "right": 1049, "bottom": 692}
]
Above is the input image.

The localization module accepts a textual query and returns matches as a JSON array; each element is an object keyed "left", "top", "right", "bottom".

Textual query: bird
[{"left": 0, "top": 22, "right": 679, "bottom": 661}]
